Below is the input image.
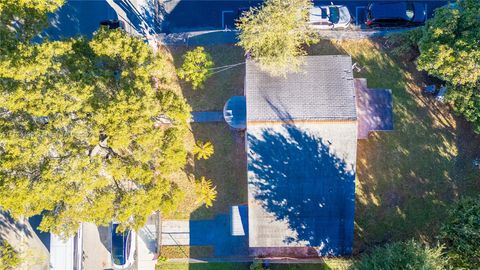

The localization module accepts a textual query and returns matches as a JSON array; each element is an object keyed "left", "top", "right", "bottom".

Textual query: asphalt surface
[
  {"left": 44, "top": 0, "right": 157, "bottom": 40},
  {"left": 160, "top": 0, "right": 450, "bottom": 33}
]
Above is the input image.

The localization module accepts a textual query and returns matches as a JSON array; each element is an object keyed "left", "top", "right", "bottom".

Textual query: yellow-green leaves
[
  {"left": 192, "top": 140, "right": 214, "bottom": 160},
  {"left": 177, "top": 46, "right": 214, "bottom": 90},
  {"left": 236, "top": 0, "right": 319, "bottom": 76},
  {"left": 418, "top": 0, "right": 480, "bottom": 86},
  {"left": 0, "top": 24, "right": 191, "bottom": 235},
  {"left": 194, "top": 177, "right": 217, "bottom": 208}
]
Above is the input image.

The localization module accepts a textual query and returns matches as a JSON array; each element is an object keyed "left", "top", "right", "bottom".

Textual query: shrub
[
  {"left": 440, "top": 196, "right": 480, "bottom": 269},
  {"left": 177, "top": 46, "right": 214, "bottom": 90},
  {"left": 386, "top": 27, "right": 422, "bottom": 60},
  {"left": 350, "top": 240, "right": 446, "bottom": 270}
]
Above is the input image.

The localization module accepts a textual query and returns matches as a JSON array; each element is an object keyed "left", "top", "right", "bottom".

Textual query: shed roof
[{"left": 246, "top": 56, "right": 357, "bottom": 122}]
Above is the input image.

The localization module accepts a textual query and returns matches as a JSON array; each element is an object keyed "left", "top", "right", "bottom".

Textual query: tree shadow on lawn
[
  {"left": 168, "top": 44, "right": 245, "bottom": 112},
  {"left": 315, "top": 39, "right": 480, "bottom": 254},
  {"left": 188, "top": 122, "right": 247, "bottom": 220}
]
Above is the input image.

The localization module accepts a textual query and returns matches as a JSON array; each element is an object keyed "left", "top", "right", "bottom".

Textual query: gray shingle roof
[{"left": 246, "top": 55, "right": 357, "bottom": 122}]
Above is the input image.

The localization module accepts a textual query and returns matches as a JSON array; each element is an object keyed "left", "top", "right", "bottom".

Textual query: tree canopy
[
  {"left": 349, "top": 240, "right": 446, "bottom": 270},
  {"left": 416, "top": 0, "right": 480, "bottom": 133},
  {"left": 236, "top": 0, "right": 318, "bottom": 76},
  {"left": 0, "top": 1, "right": 192, "bottom": 235},
  {"left": 417, "top": 0, "right": 480, "bottom": 86},
  {"left": 440, "top": 196, "right": 480, "bottom": 269},
  {"left": 177, "top": 46, "right": 213, "bottom": 90},
  {"left": 0, "top": 240, "right": 21, "bottom": 270}
]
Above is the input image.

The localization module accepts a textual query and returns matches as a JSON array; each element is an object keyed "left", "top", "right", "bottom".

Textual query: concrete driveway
[{"left": 82, "top": 223, "right": 112, "bottom": 270}]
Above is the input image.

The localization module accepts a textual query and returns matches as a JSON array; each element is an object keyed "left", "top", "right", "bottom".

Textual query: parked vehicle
[
  {"left": 308, "top": 4, "right": 351, "bottom": 29},
  {"left": 50, "top": 228, "right": 83, "bottom": 270},
  {"left": 111, "top": 223, "right": 136, "bottom": 269},
  {"left": 100, "top": 19, "right": 125, "bottom": 30},
  {"left": 365, "top": 2, "right": 427, "bottom": 27}
]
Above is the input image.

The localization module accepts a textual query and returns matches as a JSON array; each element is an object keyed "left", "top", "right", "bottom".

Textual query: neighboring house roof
[
  {"left": 245, "top": 55, "right": 357, "bottom": 123},
  {"left": 246, "top": 56, "right": 357, "bottom": 256}
]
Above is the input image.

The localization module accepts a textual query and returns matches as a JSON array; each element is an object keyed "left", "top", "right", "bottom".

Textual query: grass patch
[
  {"left": 157, "top": 262, "right": 249, "bottom": 270},
  {"left": 308, "top": 39, "right": 480, "bottom": 252},
  {"left": 157, "top": 260, "right": 351, "bottom": 270},
  {"left": 160, "top": 246, "right": 214, "bottom": 259},
  {"left": 163, "top": 122, "right": 247, "bottom": 219},
  {"left": 170, "top": 45, "right": 245, "bottom": 111}
]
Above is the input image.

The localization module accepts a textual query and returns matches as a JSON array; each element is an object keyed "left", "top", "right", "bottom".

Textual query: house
[{"left": 235, "top": 55, "right": 392, "bottom": 257}]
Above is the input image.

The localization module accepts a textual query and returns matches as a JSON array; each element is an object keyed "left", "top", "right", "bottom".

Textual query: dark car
[
  {"left": 365, "top": 2, "right": 427, "bottom": 27},
  {"left": 100, "top": 19, "right": 125, "bottom": 30}
]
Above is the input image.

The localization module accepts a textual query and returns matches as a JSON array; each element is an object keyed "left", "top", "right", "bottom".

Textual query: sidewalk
[{"left": 158, "top": 28, "right": 412, "bottom": 46}]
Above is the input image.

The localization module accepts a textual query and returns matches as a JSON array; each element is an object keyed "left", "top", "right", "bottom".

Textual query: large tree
[
  {"left": 236, "top": 0, "right": 318, "bottom": 76},
  {"left": 417, "top": 0, "right": 480, "bottom": 86},
  {"left": 0, "top": 5, "right": 192, "bottom": 235},
  {"left": 416, "top": 0, "right": 480, "bottom": 133}
]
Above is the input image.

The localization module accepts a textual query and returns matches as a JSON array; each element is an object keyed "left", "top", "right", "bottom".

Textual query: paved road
[
  {"left": 160, "top": 0, "right": 449, "bottom": 33},
  {"left": 44, "top": 0, "right": 158, "bottom": 42}
]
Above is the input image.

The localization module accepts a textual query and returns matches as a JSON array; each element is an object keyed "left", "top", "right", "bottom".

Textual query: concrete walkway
[
  {"left": 191, "top": 111, "right": 224, "bottom": 123},
  {"left": 138, "top": 224, "right": 158, "bottom": 269},
  {"left": 162, "top": 220, "right": 190, "bottom": 246}
]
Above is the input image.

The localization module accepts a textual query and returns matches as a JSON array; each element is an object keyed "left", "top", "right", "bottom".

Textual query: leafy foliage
[
  {"left": 447, "top": 84, "right": 480, "bottom": 133},
  {"left": 416, "top": 0, "right": 480, "bottom": 133},
  {"left": 417, "top": 0, "right": 480, "bottom": 85},
  {"left": 0, "top": 240, "right": 21, "bottom": 270},
  {"left": 194, "top": 177, "right": 217, "bottom": 208},
  {"left": 236, "top": 0, "right": 319, "bottom": 76},
  {"left": 440, "top": 196, "right": 480, "bottom": 269},
  {"left": 386, "top": 27, "right": 423, "bottom": 60},
  {"left": 350, "top": 240, "right": 446, "bottom": 270},
  {"left": 250, "top": 261, "right": 266, "bottom": 270},
  {"left": 0, "top": 0, "right": 64, "bottom": 50},
  {"left": 0, "top": 25, "right": 192, "bottom": 235},
  {"left": 177, "top": 46, "right": 213, "bottom": 90},
  {"left": 192, "top": 140, "right": 214, "bottom": 160}
]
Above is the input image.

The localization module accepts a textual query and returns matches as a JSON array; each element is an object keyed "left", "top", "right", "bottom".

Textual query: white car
[
  {"left": 308, "top": 4, "right": 351, "bottom": 30},
  {"left": 111, "top": 223, "right": 136, "bottom": 269}
]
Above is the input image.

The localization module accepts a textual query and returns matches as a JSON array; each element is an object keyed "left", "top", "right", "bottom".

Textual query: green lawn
[
  {"left": 157, "top": 261, "right": 350, "bottom": 270},
  {"left": 162, "top": 44, "right": 247, "bottom": 220},
  {"left": 163, "top": 122, "right": 247, "bottom": 220},
  {"left": 170, "top": 45, "right": 245, "bottom": 111},
  {"left": 312, "top": 39, "right": 480, "bottom": 252}
]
